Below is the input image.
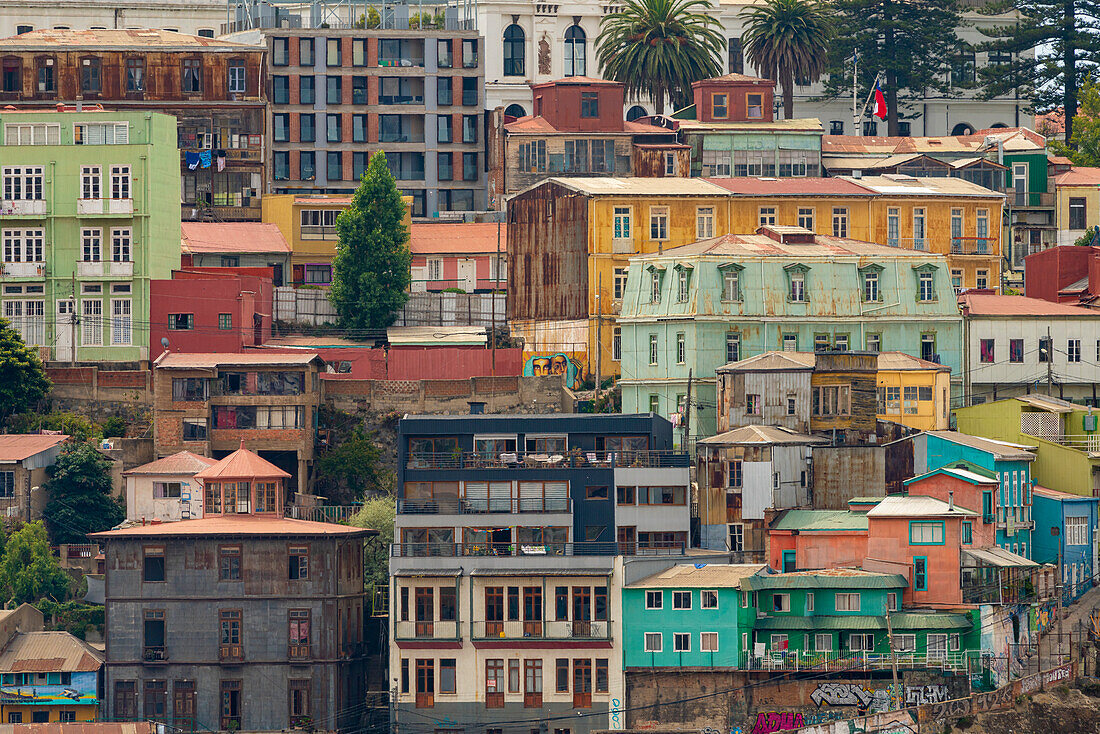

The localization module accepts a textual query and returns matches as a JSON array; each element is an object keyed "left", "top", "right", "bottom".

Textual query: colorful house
[
  {"left": 0, "top": 628, "right": 103, "bottom": 723},
  {"left": 1032, "top": 485, "right": 1099, "bottom": 602},
  {"left": 408, "top": 222, "right": 506, "bottom": 293},
  {"left": 1022, "top": 244, "right": 1100, "bottom": 306},
  {"left": 623, "top": 563, "right": 764, "bottom": 669},
  {"left": 180, "top": 222, "right": 292, "bottom": 285},
  {"left": 768, "top": 506, "right": 870, "bottom": 572},
  {"left": 875, "top": 352, "right": 952, "bottom": 431},
  {"left": 616, "top": 226, "right": 962, "bottom": 438},
  {"left": 1052, "top": 166, "right": 1100, "bottom": 246},
  {"left": 0, "top": 107, "right": 180, "bottom": 362}
]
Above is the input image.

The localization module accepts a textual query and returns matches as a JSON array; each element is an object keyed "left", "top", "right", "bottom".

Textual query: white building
[
  {"left": 0, "top": 0, "right": 225, "bottom": 38},
  {"left": 123, "top": 450, "right": 215, "bottom": 522},
  {"left": 960, "top": 292, "right": 1100, "bottom": 406}
]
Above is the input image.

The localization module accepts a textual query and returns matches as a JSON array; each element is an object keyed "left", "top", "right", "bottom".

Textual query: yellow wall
[
  {"left": 1056, "top": 184, "right": 1100, "bottom": 240},
  {"left": 7, "top": 704, "right": 98, "bottom": 723},
  {"left": 876, "top": 369, "right": 952, "bottom": 431}
]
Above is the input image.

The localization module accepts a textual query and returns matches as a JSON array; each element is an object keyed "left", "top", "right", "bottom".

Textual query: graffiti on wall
[
  {"left": 750, "top": 712, "right": 803, "bottom": 734},
  {"left": 810, "top": 683, "right": 948, "bottom": 711},
  {"left": 523, "top": 353, "right": 581, "bottom": 389}
]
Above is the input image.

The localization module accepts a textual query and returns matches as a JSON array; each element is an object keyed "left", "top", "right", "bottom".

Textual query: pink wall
[
  {"left": 151, "top": 269, "right": 273, "bottom": 355},
  {"left": 906, "top": 474, "right": 996, "bottom": 547},
  {"left": 411, "top": 254, "right": 502, "bottom": 292},
  {"left": 866, "top": 516, "right": 967, "bottom": 606},
  {"left": 768, "top": 531, "right": 868, "bottom": 571},
  {"left": 1024, "top": 245, "right": 1100, "bottom": 302}
]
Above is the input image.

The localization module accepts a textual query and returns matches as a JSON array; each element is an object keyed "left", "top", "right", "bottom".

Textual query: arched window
[
  {"left": 989, "top": 122, "right": 1008, "bottom": 129},
  {"left": 504, "top": 103, "right": 527, "bottom": 118},
  {"left": 626, "top": 105, "right": 648, "bottom": 121},
  {"left": 951, "top": 122, "right": 975, "bottom": 136},
  {"left": 503, "top": 24, "right": 525, "bottom": 76},
  {"left": 564, "top": 25, "right": 586, "bottom": 77}
]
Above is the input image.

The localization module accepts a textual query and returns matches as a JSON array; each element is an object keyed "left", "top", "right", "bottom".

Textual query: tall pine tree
[
  {"left": 329, "top": 152, "right": 412, "bottom": 330},
  {"left": 978, "top": 0, "right": 1100, "bottom": 144},
  {"left": 821, "top": 0, "right": 963, "bottom": 136}
]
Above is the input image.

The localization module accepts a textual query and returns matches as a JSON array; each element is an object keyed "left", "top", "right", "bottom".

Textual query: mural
[
  {"left": 810, "top": 683, "right": 948, "bottom": 712},
  {"left": 523, "top": 353, "right": 582, "bottom": 390}
]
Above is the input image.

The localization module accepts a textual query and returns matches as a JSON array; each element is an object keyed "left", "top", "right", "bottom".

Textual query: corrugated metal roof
[
  {"left": 0, "top": 29, "right": 262, "bottom": 50},
  {"left": 123, "top": 451, "right": 216, "bottom": 477},
  {"left": 867, "top": 496, "right": 977, "bottom": 517},
  {"left": 746, "top": 570, "right": 904, "bottom": 591},
  {"left": 181, "top": 223, "right": 291, "bottom": 255},
  {"left": 0, "top": 435, "right": 69, "bottom": 463},
  {"left": 716, "top": 351, "right": 816, "bottom": 373},
  {"left": 89, "top": 514, "right": 375, "bottom": 539},
  {"left": 387, "top": 327, "right": 487, "bottom": 346},
  {"left": 1032, "top": 485, "right": 1098, "bottom": 501},
  {"left": 960, "top": 293, "right": 1100, "bottom": 316},
  {"left": 876, "top": 351, "right": 950, "bottom": 372},
  {"left": 963, "top": 547, "right": 1038, "bottom": 567},
  {"left": 706, "top": 178, "right": 872, "bottom": 196},
  {"left": 698, "top": 425, "right": 826, "bottom": 446},
  {"left": 154, "top": 352, "right": 322, "bottom": 369},
  {"left": 904, "top": 465, "right": 998, "bottom": 487},
  {"left": 626, "top": 563, "right": 766, "bottom": 588},
  {"left": 194, "top": 445, "right": 291, "bottom": 480},
  {"left": 772, "top": 510, "right": 868, "bottom": 532},
  {"left": 409, "top": 223, "right": 507, "bottom": 255},
  {"left": 471, "top": 568, "right": 613, "bottom": 577},
  {"left": 1015, "top": 394, "right": 1077, "bottom": 413},
  {"left": 754, "top": 612, "right": 971, "bottom": 630},
  {"left": 1054, "top": 167, "right": 1100, "bottom": 186},
  {"left": 537, "top": 178, "right": 731, "bottom": 196},
  {"left": 927, "top": 431, "right": 1036, "bottom": 460},
  {"left": 678, "top": 118, "right": 823, "bottom": 132},
  {"left": 0, "top": 632, "right": 103, "bottom": 673},
  {"left": 639, "top": 231, "right": 947, "bottom": 260},
  {"left": 844, "top": 175, "right": 1004, "bottom": 198}
]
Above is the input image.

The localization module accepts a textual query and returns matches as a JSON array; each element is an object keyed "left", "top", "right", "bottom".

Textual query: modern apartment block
[
  {"left": 226, "top": 14, "right": 486, "bottom": 218},
  {"left": 0, "top": 108, "right": 179, "bottom": 362},
  {"left": 390, "top": 413, "right": 690, "bottom": 734},
  {"left": 0, "top": 29, "right": 267, "bottom": 222}
]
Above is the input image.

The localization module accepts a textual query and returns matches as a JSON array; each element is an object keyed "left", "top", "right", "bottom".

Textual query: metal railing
[
  {"left": 394, "top": 620, "right": 459, "bottom": 640},
  {"left": 397, "top": 497, "right": 571, "bottom": 514},
  {"left": 1024, "top": 432, "right": 1100, "bottom": 454},
  {"left": 472, "top": 619, "right": 610, "bottom": 640},
  {"left": 406, "top": 450, "right": 689, "bottom": 470},
  {"left": 286, "top": 505, "right": 362, "bottom": 523},
  {"left": 391, "top": 541, "right": 685, "bottom": 557},
  {"left": 950, "top": 237, "right": 995, "bottom": 255},
  {"left": 744, "top": 649, "right": 977, "bottom": 674}
]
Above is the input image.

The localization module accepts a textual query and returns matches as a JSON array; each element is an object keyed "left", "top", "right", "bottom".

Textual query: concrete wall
[{"left": 323, "top": 374, "right": 567, "bottom": 414}]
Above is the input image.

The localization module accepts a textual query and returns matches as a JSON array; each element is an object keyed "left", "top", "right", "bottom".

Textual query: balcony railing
[
  {"left": 288, "top": 644, "right": 311, "bottom": 659},
  {"left": 397, "top": 497, "right": 571, "bottom": 515},
  {"left": 0, "top": 199, "right": 46, "bottom": 216},
  {"left": 77, "top": 198, "right": 134, "bottom": 215},
  {"left": 1007, "top": 189, "right": 1055, "bottom": 208},
  {"left": 391, "top": 541, "right": 685, "bottom": 557},
  {"left": 744, "top": 649, "right": 977, "bottom": 674},
  {"left": 394, "top": 620, "right": 459, "bottom": 640},
  {"left": 1024, "top": 432, "right": 1100, "bottom": 455},
  {"left": 142, "top": 646, "right": 168, "bottom": 662},
  {"left": 300, "top": 225, "right": 337, "bottom": 240},
  {"left": 950, "top": 237, "right": 996, "bottom": 255},
  {"left": 219, "top": 644, "right": 244, "bottom": 662},
  {"left": 1, "top": 262, "right": 45, "bottom": 278},
  {"left": 77, "top": 260, "right": 134, "bottom": 278},
  {"left": 406, "top": 450, "right": 690, "bottom": 470},
  {"left": 472, "top": 619, "right": 610, "bottom": 641}
]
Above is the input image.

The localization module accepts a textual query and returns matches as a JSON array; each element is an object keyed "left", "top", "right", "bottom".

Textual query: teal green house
[
  {"left": 0, "top": 109, "right": 180, "bottom": 362},
  {"left": 617, "top": 227, "right": 963, "bottom": 439},
  {"left": 623, "top": 563, "right": 764, "bottom": 668}
]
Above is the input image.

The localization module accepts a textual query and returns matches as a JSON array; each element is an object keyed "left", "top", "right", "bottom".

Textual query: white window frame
[
  {"left": 110, "top": 165, "right": 131, "bottom": 200},
  {"left": 74, "top": 121, "right": 129, "bottom": 145},
  {"left": 643, "top": 632, "right": 662, "bottom": 652},
  {"left": 648, "top": 334, "right": 658, "bottom": 365},
  {"left": 832, "top": 207, "right": 848, "bottom": 237},
  {"left": 2, "top": 299, "right": 45, "bottom": 345},
  {"left": 645, "top": 590, "right": 662, "bottom": 609},
  {"left": 700, "top": 590, "right": 718, "bottom": 609},
  {"left": 887, "top": 207, "right": 899, "bottom": 246},
  {"left": 613, "top": 267, "right": 628, "bottom": 300},
  {"left": 3, "top": 123, "right": 59, "bottom": 146},
  {"left": 81, "top": 299, "right": 103, "bottom": 345},
  {"left": 758, "top": 206, "right": 776, "bottom": 226},
  {"left": 2, "top": 166, "right": 44, "bottom": 201},
  {"left": 814, "top": 633, "right": 832, "bottom": 652},
  {"left": 426, "top": 258, "right": 443, "bottom": 281},
  {"left": 649, "top": 206, "right": 669, "bottom": 241},
  {"left": 613, "top": 206, "right": 632, "bottom": 240},
  {"left": 696, "top": 207, "right": 715, "bottom": 239},
  {"left": 672, "top": 632, "right": 690, "bottom": 652},
  {"left": 664, "top": 152, "right": 676, "bottom": 176},
  {"left": 671, "top": 590, "right": 691, "bottom": 610},
  {"left": 722, "top": 269, "right": 739, "bottom": 301},
  {"left": 772, "top": 593, "right": 789, "bottom": 612},
  {"left": 918, "top": 272, "right": 935, "bottom": 302},
  {"left": 111, "top": 228, "right": 132, "bottom": 262},
  {"left": 81, "top": 166, "right": 101, "bottom": 200},
  {"left": 676, "top": 269, "right": 689, "bottom": 302},
  {"left": 789, "top": 273, "right": 806, "bottom": 302},
  {"left": 700, "top": 631, "right": 718, "bottom": 652},
  {"left": 729, "top": 523, "right": 743, "bottom": 551},
  {"left": 2, "top": 229, "right": 43, "bottom": 263},
  {"left": 893, "top": 633, "right": 916, "bottom": 653},
  {"left": 1066, "top": 516, "right": 1088, "bottom": 546},
  {"left": 111, "top": 298, "right": 132, "bottom": 346},
  {"left": 849, "top": 633, "right": 874, "bottom": 652},
  {"left": 806, "top": 592, "right": 814, "bottom": 612},
  {"left": 675, "top": 332, "right": 685, "bottom": 364},
  {"left": 912, "top": 208, "right": 926, "bottom": 249},
  {"left": 834, "top": 592, "right": 860, "bottom": 612},
  {"left": 81, "top": 228, "right": 102, "bottom": 262},
  {"left": 797, "top": 207, "right": 814, "bottom": 230}
]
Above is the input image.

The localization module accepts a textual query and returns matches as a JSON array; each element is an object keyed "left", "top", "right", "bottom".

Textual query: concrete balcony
[
  {"left": 1, "top": 262, "right": 45, "bottom": 278},
  {"left": 472, "top": 619, "right": 610, "bottom": 641},
  {"left": 394, "top": 620, "right": 459, "bottom": 640},
  {"left": 1, "top": 199, "right": 46, "bottom": 216},
  {"left": 77, "top": 261, "right": 134, "bottom": 278},
  {"left": 77, "top": 198, "right": 134, "bottom": 215}
]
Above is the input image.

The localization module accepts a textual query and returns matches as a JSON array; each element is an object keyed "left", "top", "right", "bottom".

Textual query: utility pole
[
  {"left": 1056, "top": 525, "right": 1065, "bottom": 666},
  {"left": 885, "top": 606, "right": 901, "bottom": 710},
  {"left": 595, "top": 272, "right": 602, "bottom": 408},
  {"left": 684, "top": 369, "right": 693, "bottom": 451},
  {"left": 852, "top": 52, "right": 859, "bottom": 137},
  {"left": 1046, "top": 325, "right": 1054, "bottom": 396},
  {"left": 491, "top": 215, "right": 499, "bottom": 412},
  {"left": 69, "top": 273, "right": 76, "bottom": 367}
]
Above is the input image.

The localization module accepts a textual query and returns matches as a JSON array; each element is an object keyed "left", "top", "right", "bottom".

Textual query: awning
[{"left": 963, "top": 547, "right": 1039, "bottom": 568}]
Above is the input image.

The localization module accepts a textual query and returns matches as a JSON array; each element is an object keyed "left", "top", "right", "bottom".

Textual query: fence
[
  {"left": 285, "top": 505, "right": 361, "bottom": 523},
  {"left": 274, "top": 287, "right": 506, "bottom": 327},
  {"left": 273, "top": 286, "right": 338, "bottom": 325}
]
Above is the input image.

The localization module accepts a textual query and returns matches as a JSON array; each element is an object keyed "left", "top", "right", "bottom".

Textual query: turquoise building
[
  {"left": 617, "top": 227, "right": 963, "bottom": 439},
  {"left": 910, "top": 431, "right": 1036, "bottom": 558},
  {"left": 623, "top": 564, "right": 763, "bottom": 668},
  {"left": 0, "top": 109, "right": 180, "bottom": 362},
  {"left": 1032, "top": 486, "right": 1099, "bottom": 603}
]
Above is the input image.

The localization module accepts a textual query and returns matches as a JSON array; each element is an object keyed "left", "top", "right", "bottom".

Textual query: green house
[
  {"left": 0, "top": 109, "right": 180, "bottom": 362},
  {"left": 622, "top": 563, "right": 764, "bottom": 669}
]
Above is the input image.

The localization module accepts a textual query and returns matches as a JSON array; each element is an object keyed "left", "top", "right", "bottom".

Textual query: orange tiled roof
[
  {"left": 194, "top": 445, "right": 291, "bottom": 481},
  {"left": 123, "top": 451, "right": 217, "bottom": 476},
  {"left": 0, "top": 434, "right": 69, "bottom": 462},
  {"left": 181, "top": 222, "right": 291, "bottom": 255}
]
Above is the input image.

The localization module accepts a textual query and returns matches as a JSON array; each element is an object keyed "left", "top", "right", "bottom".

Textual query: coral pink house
[{"left": 408, "top": 222, "right": 506, "bottom": 293}]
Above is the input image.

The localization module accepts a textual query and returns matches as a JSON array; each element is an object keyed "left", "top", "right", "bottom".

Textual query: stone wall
[{"left": 322, "top": 374, "right": 567, "bottom": 414}]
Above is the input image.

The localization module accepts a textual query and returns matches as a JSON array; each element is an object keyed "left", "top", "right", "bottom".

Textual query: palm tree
[
  {"left": 741, "top": 0, "right": 834, "bottom": 119},
  {"left": 596, "top": 0, "right": 724, "bottom": 115}
]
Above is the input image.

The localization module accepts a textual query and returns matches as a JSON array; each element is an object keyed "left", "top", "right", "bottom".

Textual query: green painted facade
[
  {"left": 1002, "top": 151, "right": 1050, "bottom": 207},
  {"left": 0, "top": 110, "right": 180, "bottom": 362},
  {"left": 623, "top": 585, "right": 751, "bottom": 668},
  {"left": 617, "top": 242, "right": 963, "bottom": 438}
]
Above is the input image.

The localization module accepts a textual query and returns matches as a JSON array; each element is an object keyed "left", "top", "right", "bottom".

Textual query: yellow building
[
  {"left": 875, "top": 351, "right": 952, "bottom": 430},
  {"left": 1053, "top": 167, "right": 1100, "bottom": 246},
  {"left": 262, "top": 193, "right": 412, "bottom": 286}
]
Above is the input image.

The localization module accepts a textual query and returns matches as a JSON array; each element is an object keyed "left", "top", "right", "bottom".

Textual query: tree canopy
[
  {"left": 348, "top": 496, "right": 396, "bottom": 590},
  {"left": 42, "top": 443, "right": 125, "bottom": 545},
  {"left": 741, "top": 0, "right": 834, "bottom": 119},
  {"left": 1050, "top": 77, "right": 1100, "bottom": 165},
  {"left": 0, "top": 318, "right": 50, "bottom": 429},
  {"left": 596, "top": 0, "right": 724, "bottom": 114},
  {"left": 0, "top": 522, "right": 70, "bottom": 605},
  {"left": 316, "top": 427, "right": 387, "bottom": 504},
  {"left": 329, "top": 152, "right": 412, "bottom": 330}
]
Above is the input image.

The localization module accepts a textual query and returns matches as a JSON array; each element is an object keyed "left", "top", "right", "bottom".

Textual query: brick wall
[{"left": 323, "top": 374, "right": 565, "bottom": 414}]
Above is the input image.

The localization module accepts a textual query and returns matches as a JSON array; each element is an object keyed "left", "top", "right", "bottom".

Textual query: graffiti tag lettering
[
  {"left": 750, "top": 712, "right": 803, "bottom": 734},
  {"left": 1043, "top": 664, "right": 1071, "bottom": 685},
  {"left": 810, "top": 684, "right": 874, "bottom": 707},
  {"left": 903, "top": 685, "right": 949, "bottom": 706}
]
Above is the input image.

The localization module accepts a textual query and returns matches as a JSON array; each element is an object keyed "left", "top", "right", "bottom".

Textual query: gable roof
[
  {"left": 866, "top": 495, "right": 978, "bottom": 517},
  {"left": 1032, "top": 485, "right": 1099, "bottom": 502},
  {"left": 626, "top": 563, "right": 766, "bottom": 588},
  {"left": 926, "top": 431, "right": 1036, "bottom": 461},
  {"left": 0, "top": 435, "right": 69, "bottom": 462},
  {"left": 904, "top": 459, "right": 998, "bottom": 487},
  {"left": 716, "top": 351, "right": 817, "bottom": 373},
  {"left": 123, "top": 451, "right": 217, "bottom": 477},
  {"left": 960, "top": 293, "right": 1100, "bottom": 316},
  {"left": 0, "top": 631, "right": 104, "bottom": 673},
  {"left": 193, "top": 445, "right": 290, "bottom": 481},
  {"left": 876, "top": 351, "right": 950, "bottom": 372},
  {"left": 772, "top": 510, "right": 868, "bottom": 532},
  {"left": 154, "top": 352, "right": 322, "bottom": 369},
  {"left": 706, "top": 177, "right": 873, "bottom": 197},
  {"left": 1054, "top": 167, "right": 1100, "bottom": 186},
  {"left": 181, "top": 223, "right": 291, "bottom": 255},
  {"left": 743, "top": 569, "right": 906, "bottom": 591},
  {"left": 698, "top": 425, "right": 827, "bottom": 446},
  {"left": 409, "top": 223, "right": 507, "bottom": 255}
]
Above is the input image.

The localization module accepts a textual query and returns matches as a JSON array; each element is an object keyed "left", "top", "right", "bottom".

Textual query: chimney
[{"left": 948, "top": 490, "right": 954, "bottom": 511}]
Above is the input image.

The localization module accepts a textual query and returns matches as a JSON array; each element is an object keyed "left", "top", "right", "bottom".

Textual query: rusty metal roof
[
  {"left": 841, "top": 175, "right": 1004, "bottom": 198},
  {"left": 181, "top": 223, "right": 291, "bottom": 255},
  {"left": 0, "top": 29, "right": 262, "bottom": 50},
  {"left": 677, "top": 117, "right": 823, "bottom": 132},
  {"left": 698, "top": 425, "right": 827, "bottom": 446},
  {"left": 0, "top": 435, "right": 69, "bottom": 463},
  {"left": 123, "top": 451, "right": 217, "bottom": 477},
  {"left": 875, "top": 351, "right": 950, "bottom": 372},
  {"left": 535, "top": 178, "right": 730, "bottom": 196},
  {"left": 193, "top": 445, "right": 291, "bottom": 480},
  {"left": 0, "top": 632, "right": 103, "bottom": 673},
  {"left": 716, "top": 351, "right": 817, "bottom": 372},
  {"left": 89, "top": 514, "right": 376, "bottom": 539},
  {"left": 960, "top": 293, "right": 1099, "bottom": 316},
  {"left": 1055, "top": 167, "right": 1100, "bottom": 186},
  {"left": 706, "top": 177, "right": 872, "bottom": 196},
  {"left": 926, "top": 431, "right": 1036, "bottom": 460},
  {"left": 638, "top": 231, "right": 947, "bottom": 260},
  {"left": 154, "top": 352, "right": 322, "bottom": 369}
]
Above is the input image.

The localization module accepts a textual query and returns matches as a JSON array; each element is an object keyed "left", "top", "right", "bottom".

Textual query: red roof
[
  {"left": 505, "top": 116, "right": 670, "bottom": 135},
  {"left": 0, "top": 434, "right": 69, "bottom": 462},
  {"left": 293, "top": 196, "right": 352, "bottom": 205},
  {"left": 705, "top": 177, "right": 874, "bottom": 196},
  {"left": 194, "top": 445, "right": 291, "bottom": 481},
  {"left": 1055, "top": 167, "right": 1100, "bottom": 186},
  {"left": 960, "top": 293, "right": 1100, "bottom": 316},
  {"left": 89, "top": 514, "right": 375, "bottom": 538},
  {"left": 1032, "top": 485, "right": 1095, "bottom": 500},
  {"left": 693, "top": 73, "right": 774, "bottom": 86},
  {"left": 533, "top": 76, "right": 622, "bottom": 87},
  {"left": 124, "top": 451, "right": 217, "bottom": 476},
  {"left": 410, "top": 223, "right": 507, "bottom": 255},
  {"left": 181, "top": 222, "right": 291, "bottom": 255}
]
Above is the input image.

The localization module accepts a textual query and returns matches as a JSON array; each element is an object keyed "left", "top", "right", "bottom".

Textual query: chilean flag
[{"left": 872, "top": 82, "right": 888, "bottom": 121}]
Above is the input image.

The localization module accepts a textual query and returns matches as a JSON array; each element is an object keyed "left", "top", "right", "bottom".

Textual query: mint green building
[
  {"left": 617, "top": 227, "right": 963, "bottom": 439},
  {"left": 0, "top": 110, "right": 180, "bottom": 362}
]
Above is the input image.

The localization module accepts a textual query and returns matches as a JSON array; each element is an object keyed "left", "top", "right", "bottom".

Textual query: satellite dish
[{"left": 161, "top": 337, "right": 170, "bottom": 349}]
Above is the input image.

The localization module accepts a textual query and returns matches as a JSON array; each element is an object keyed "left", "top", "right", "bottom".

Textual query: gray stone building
[{"left": 92, "top": 446, "right": 376, "bottom": 733}]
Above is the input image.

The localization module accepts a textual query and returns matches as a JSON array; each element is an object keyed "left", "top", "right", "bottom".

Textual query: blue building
[
  {"left": 1033, "top": 486, "right": 1099, "bottom": 602},
  {"left": 907, "top": 431, "right": 1036, "bottom": 559}
]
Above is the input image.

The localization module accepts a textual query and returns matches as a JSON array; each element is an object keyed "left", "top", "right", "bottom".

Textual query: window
[
  {"left": 789, "top": 272, "right": 805, "bottom": 302},
  {"left": 581, "top": 92, "right": 599, "bottom": 118},
  {"left": 111, "top": 228, "right": 131, "bottom": 262},
  {"left": 325, "top": 38, "right": 341, "bottom": 67},
  {"left": 300, "top": 75, "right": 315, "bottom": 104},
  {"left": 462, "top": 76, "right": 478, "bottom": 106},
  {"left": 288, "top": 679, "right": 311, "bottom": 723},
  {"left": 228, "top": 60, "right": 246, "bottom": 93},
  {"left": 798, "top": 207, "right": 814, "bottom": 230},
  {"left": 913, "top": 208, "right": 926, "bottom": 249},
  {"left": 649, "top": 207, "right": 668, "bottom": 240},
  {"left": 328, "top": 151, "right": 343, "bottom": 181},
  {"left": 701, "top": 590, "right": 718, "bottom": 609},
  {"left": 82, "top": 299, "right": 102, "bottom": 345},
  {"left": 812, "top": 385, "right": 850, "bottom": 416},
  {"left": 814, "top": 634, "right": 832, "bottom": 652},
  {"left": 111, "top": 299, "right": 131, "bottom": 346},
  {"left": 673, "top": 633, "right": 690, "bottom": 652},
  {"left": 3, "top": 229, "right": 44, "bottom": 264},
  {"left": 721, "top": 268, "right": 740, "bottom": 301},
  {"left": 326, "top": 113, "right": 342, "bottom": 143},
  {"left": 564, "top": 25, "right": 586, "bottom": 76},
  {"left": 887, "top": 592, "right": 898, "bottom": 611},
  {"left": 298, "top": 113, "right": 315, "bottom": 143},
  {"left": 980, "top": 338, "right": 995, "bottom": 363},
  {"left": 835, "top": 593, "right": 860, "bottom": 611},
  {"left": 645, "top": 590, "right": 662, "bottom": 609},
  {"left": 910, "top": 521, "right": 944, "bottom": 545},
  {"left": 503, "top": 24, "right": 525, "bottom": 75},
  {"left": 1039, "top": 336, "right": 1052, "bottom": 363},
  {"left": 665, "top": 152, "right": 677, "bottom": 176},
  {"left": 758, "top": 207, "right": 776, "bottom": 226},
  {"left": 439, "top": 659, "right": 456, "bottom": 694},
  {"left": 36, "top": 58, "right": 55, "bottom": 93},
  {"left": 181, "top": 58, "right": 202, "bottom": 93},
  {"left": 746, "top": 394, "right": 760, "bottom": 415},
  {"left": 3, "top": 166, "right": 44, "bottom": 200},
  {"left": 696, "top": 207, "right": 715, "bottom": 239},
  {"left": 1069, "top": 339, "right": 1081, "bottom": 362},
  {"left": 613, "top": 206, "right": 631, "bottom": 239},
  {"left": 806, "top": 593, "right": 814, "bottom": 612},
  {"left": 672, "top": 591, "right": 691, "bottom": 609},
  {"left": 648, "top": 334, "right": 658, "bottom": 365},
  {"left": 555, "top": 659, "right": 569, "bottom": 692},
  {"left": 913, "top": 557, "right": 928, "bottom": 591},
  {"left": 726, "top": 332, "right": 740, "bottom": 363},
  {"left": 1067, "top": 516, "right": 1088, "bottom": 545},
  {"left": 961, "top": 521, "right": 972, "bottom": 544},
  {"left": 951, "top": 269, "right": 963, "bottom": 294},
  {"left": 746, "top": 93, "right": 763, "bottom": 118},
  {"left": 950, "top": 208, "right": 963, "bottom": 249},
  {"left": 729, "top": 523, "right": 743, "bottom": 551},
  {"left": 299, "top": 38, "right": 315, "bottom": 66},
  {"left": 168, "top": 313, "right": 194, "bottom": 331},
  {"left": 462, "top": 38, "right": 479, "bottom": 68},
  {"left": 918, "top": 272, "right": 935, "bottom": 302},
  {"left": 273, "top": 76, "right": 289, "bottom": 104},
  {"left": 1070, "top": 197, "right": 1087, "bottom": 230},
  {"left": 644, "top": 632, "right": 662, "bottom": 652},
  {"left": 0, "top": 57, "right": 19, "bottom": 93},
  {"left": 772, "top": 594, "right": 789, "bottom": 612},
  {"left": 111, "top": 165, "right": 131, "bottom": 200},
  {"left": 866, "top": 333, "right": 881, "bottom": 352},
  {"left": 81, "top": 57, "right": 101, "bottom": 93},
  {"left": 273, "top": 37, "right": 290, "bottom": 65},
  {"left": 712, "top": 93, "right": 728, "bottom": 118},
  {"left": 675, "top": 332, "right": 686, "bottom": 364},
  {"left": 677, "top": 269, "right": 691, "bottom": 302},
  {"left": 463, "top": 114, "right": 478, "bottom": 143},
  {"left": 143, "top": 546, "right": 165, "bottom": 582},
  {"left": 288, "top": 545, "right": 309, "bottom": 579},
  {"left": 863, "top": 271, "right": 879, "bottom": 302},
  {"left": 849, "top": 633, "right": 874, "bottom": 651}
]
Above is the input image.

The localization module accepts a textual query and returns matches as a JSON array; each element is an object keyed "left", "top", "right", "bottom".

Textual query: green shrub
[{"left": 100, "top": 416, "right": 127, "bottom": 438}]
